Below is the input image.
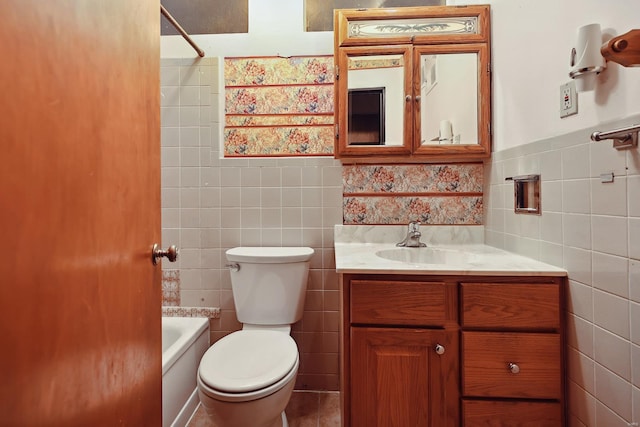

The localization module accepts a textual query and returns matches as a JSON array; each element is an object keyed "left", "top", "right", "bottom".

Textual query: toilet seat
[{"left": 199, "top": 330, "right": 298, "bottom": 394}]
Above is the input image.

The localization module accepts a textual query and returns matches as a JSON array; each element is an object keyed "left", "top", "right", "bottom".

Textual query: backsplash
[
  {"left": 343, "top": 163, "right": 483, "bottom": 225},
  {"left": 335, "top": 224, "right": 484, "bottom": 245}
]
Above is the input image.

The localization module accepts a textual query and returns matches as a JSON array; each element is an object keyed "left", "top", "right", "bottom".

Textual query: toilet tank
[{"left": 225, "top": 247, "right": 314, "bottom": 326}]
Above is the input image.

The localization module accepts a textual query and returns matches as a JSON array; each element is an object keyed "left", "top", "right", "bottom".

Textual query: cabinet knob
[
  {"left": 434, "top": 344, "right": 445, "bottom": 355},
  {"left": 508, "top": 362, "right": 520, "bottom": 374},
  {"left": 405, "top": 95, "right": 412, "bottom": 102}
]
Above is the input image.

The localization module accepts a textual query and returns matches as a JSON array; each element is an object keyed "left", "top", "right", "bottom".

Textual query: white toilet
[{"left": 196, "top": 246, "right": 314, "bottom": 427}]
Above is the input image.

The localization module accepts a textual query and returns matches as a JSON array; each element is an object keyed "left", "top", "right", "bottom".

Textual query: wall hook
[{"left": 601, "top": 29, "right": 640, "bottom": 67}]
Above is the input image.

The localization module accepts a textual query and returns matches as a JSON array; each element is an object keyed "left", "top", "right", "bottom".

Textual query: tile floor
[{"left": 187, "top": 391, "right": 341, "bottom": 427}]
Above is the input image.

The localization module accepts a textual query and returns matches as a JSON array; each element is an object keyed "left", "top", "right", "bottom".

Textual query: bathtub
[{"left": 162, "top": 317, "right": 210, "bottom": 427}]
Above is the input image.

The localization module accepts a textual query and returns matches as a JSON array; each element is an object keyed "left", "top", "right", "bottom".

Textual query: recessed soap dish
[{"left": 506, "top": 174, "right": 541, "bottom": 215}]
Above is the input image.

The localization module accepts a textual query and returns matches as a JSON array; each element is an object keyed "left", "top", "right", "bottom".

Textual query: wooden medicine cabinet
[{"left": 333, "top": 5, "right": 492, "bottom": 162}]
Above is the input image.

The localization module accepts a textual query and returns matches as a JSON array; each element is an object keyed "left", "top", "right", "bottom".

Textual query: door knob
[{"left": 152, "top": 244, "right": 179, "bottom": 265}]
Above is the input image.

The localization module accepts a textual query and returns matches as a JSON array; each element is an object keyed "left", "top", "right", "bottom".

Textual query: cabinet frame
[
  {"left": 333, "top": 5, "right": 492, "bottom": 163},
  {"left": 334, "top": 6, "right": 491, "bottom": 48},
  {"left": 411, "top": 43, "right": 490, "bottom": 158},
  {"left": 336, "top": 45, "right": 414, "bottom": 157},
  {"left": 340, "top": 273, "right": 568, "bottom": 427}
]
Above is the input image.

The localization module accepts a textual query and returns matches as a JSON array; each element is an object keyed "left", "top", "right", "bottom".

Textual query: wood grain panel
[
  {"left": 351, "top": 327, "right": 456, "bottom": 427},
  {"left": 351, "top": 280, "right": 446, "bottom": 326},
  {"left": 1, "top": 0, "right": 161, "bottom": 425},
  {"left": 463, "top": 400, "right": 562, "bottom": 427},
  {"left": 461, "top": 283, "right": 560, "bottom": 330},
  {"left": 462, "top": 331, "right": 561, "bottom": 399}
]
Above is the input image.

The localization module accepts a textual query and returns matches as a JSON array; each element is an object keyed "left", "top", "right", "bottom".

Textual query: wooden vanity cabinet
[
  {"left": 460, "top": 281, "right": 566, "bottom": 426},
  {"left": 340, "top": 274, "right": 566, "bottom": 427},
  {"left": 342, "top": 275, "right": 460, "bottom": 427}
]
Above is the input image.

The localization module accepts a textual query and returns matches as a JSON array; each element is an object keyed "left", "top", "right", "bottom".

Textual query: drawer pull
[
  {"left": 434, "top": 344, "right": 445, "bottom": 355},
  {"left": 508, "top": 362, "right": 520, "bottom": 374}
]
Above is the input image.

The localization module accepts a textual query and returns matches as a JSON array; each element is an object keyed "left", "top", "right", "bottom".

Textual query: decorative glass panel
[
  {"left": 348, "top": 17, "right": 478, "bottom": 38},
  {"left": 161, "top": 0, "right": 248, "bottom": 35},
  {"left": 305, "top": 0, "right": 445, "bottom": 32}
]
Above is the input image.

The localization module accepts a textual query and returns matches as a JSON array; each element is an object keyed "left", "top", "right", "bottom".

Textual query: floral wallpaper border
[
  {"left": 224, "top": 56, "right": 335, "bottom": 157},
  {"left": 342, "top": 164, "right": 483, "bottom": 225},
  {"left": 343, "top": 195, "right": 483, "bottom": 225},
  {"left": 226, "top": 115, "right": 333, "bottom": 126},
  {"left": 343, "top": 164, "right": 483, "bottom": 194},
  {"left": 225, "top": 86, "right": 333, "bottom": 115},
  {"left": 225, "top": 126, "right": 334, "bottom": 156},
  {"left": 225, "top": 56, "right": 333, "bottom": 86}
]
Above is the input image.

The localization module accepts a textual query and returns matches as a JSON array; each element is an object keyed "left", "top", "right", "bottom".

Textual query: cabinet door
[
  {"left": 351, "top": 327, "right": 458, "bottom": 427},
  {"left": 335, "top": 45, "right": 413, "bottom": 157},
  {"left": 412, "top": 43, "right": 491, "bottom": 159}
]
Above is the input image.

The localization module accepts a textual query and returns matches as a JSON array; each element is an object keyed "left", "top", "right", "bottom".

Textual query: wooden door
[
  {"left": 350, "top": 327, "right": 458, "bottom": 427},
  {"left": 0, "top": 0, "right": 161, "bottom": 425}
]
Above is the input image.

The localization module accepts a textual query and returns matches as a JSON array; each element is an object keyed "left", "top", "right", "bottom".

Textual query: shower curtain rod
[{"left": 161, "top": 5, "right": 205, "bottom": 57}]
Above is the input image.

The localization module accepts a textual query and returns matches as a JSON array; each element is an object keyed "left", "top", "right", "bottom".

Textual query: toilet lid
[{"left": 199, "top": 330, "right": 298, "bottom": 393}]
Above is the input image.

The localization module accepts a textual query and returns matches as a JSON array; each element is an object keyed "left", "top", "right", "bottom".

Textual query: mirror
[
  {"left": 343, "top": 51, "right": 482, "bottom": 149},
  {"left": 419, "top": 52, "right": 478, "bottom": 146},
  {"left": 346, "top": 54, "right": 405, "bottom": 146}
]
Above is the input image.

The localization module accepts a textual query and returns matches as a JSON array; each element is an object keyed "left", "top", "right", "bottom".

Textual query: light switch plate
[{"left": 560, "top": 81, "right": 578, "bottom": 118}]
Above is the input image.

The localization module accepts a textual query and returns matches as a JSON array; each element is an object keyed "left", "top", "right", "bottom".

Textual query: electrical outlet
[{"left": 560, "top": 81, "right": 578, "bottom": 118}]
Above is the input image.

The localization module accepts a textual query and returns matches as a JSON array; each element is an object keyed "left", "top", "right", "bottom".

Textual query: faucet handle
[{"left": 409, "top": 221, "right": 421, "bottom": 232}]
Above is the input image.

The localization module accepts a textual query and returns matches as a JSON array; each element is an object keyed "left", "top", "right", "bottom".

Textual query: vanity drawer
[
  {"left": 462, "top": 331, "right": 561, "bottom": 399},
  {"left": 462, "top": 400, "right": 562, "bottom": 426},
  {"left": 350, "top": 280, "right": 446, "bottom": 326},
  {"left": 461, "top": 283, "right": 560, "bottom": 329}
]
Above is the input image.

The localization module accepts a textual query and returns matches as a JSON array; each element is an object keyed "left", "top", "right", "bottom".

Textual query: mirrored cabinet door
[
  {"left": 412, "top": 44, "right": 490, "bottom": 157},
  {"left": 336, "top": 45, "right": 413, "bottom": 156}
]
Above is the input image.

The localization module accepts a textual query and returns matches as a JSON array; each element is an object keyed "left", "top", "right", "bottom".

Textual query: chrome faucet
[{"left": 396, "top": 220, "right": 427, "bottom": 247}]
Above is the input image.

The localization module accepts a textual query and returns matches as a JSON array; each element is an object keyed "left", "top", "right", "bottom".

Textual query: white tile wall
[
  {"left": 160, "top": 57, "right": 343, "bottom": 390},
  {"left": 485, "top": 113, "right": 640, "bottom": 426}
]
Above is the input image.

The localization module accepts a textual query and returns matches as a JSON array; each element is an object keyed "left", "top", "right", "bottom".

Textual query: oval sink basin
[{"left": 375, "top": 247, "right": 478, "bottom": 265}]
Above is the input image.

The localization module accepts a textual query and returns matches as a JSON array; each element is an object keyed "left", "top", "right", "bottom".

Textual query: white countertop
[{"left": 334, "top": 225, "right": 567, "bottom": 277}]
